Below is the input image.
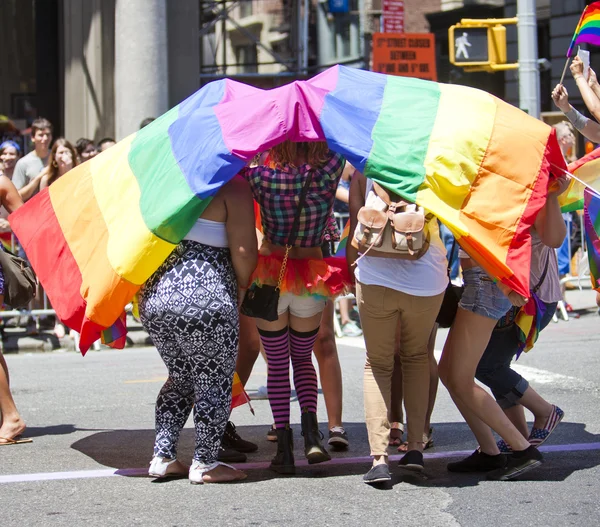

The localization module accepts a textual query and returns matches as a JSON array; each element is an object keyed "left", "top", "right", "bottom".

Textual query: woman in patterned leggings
[{"left": 139, "top": 175, "right": 257, "bottom": 484}]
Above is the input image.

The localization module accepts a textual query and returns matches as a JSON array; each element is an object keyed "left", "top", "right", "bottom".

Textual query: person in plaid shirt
[{"left": 240, "top": 141, "right": 349, "bottom": 475}]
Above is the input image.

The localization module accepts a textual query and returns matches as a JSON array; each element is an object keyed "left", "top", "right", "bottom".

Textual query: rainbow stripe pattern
[
  {"left": 584, "top": 188, "right": 600, "bottom": 290},
  {"left": 334, "top": 219, "right": 350, "bottom": 257},
  {"left": 559, "top": 148, "right": 600, "bottom": 212},
  {"left": 567, "top": 2, "right": 600, "bottom": 57},
  {"left": 9, "top": 66, "right": 565, "bottom": 353}
]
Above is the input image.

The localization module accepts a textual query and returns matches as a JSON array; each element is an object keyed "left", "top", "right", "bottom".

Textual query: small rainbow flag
[
  {"left": 231, "top": 372, "right": 254, "bottom": 414},
  {"left": 559, "top": 148, "right": 600, "bottom": 212},
  {"left": 514, "top": 293, "right": 547, "bottom": 358},
  {"left": 567, "top": 2, "right": 600, "bottom": 57},
  {"left": 335, "top": 219, "right": 350, "bottom": 257},
  {"left": 584, "top": 188, "right": 600, "bottom": 290}
]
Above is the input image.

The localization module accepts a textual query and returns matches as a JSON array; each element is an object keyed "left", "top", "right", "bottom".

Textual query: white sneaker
[
  {"left": 341, "top": 320, "right": 363, "bottom": 337},
  {"left": 148, "top": 456, "right": 185, "bottom": 478},
  {"left": 252, "top": 385, "right": 269, "bottom": 400}
]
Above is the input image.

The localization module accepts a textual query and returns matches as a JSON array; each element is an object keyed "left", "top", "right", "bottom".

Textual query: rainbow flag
[
  {"left": 584, "top": 188, "right": 600, "bottom": 290},
  {"left": 567, "top": 2, "right": 600, "bottom": 57},
  {"left": 231, "top": 372, "right": 254, "bottom": 413},
  {"left": 514, "top": 293, "right": 548, "bottom": 358},
  {"left": 559, "top": 148, "right": 600, "bottom": 212},
  {"left": 335, "top": 219, "right": 350, "bottom": 257},
  {"left": 9, "top": 66, "right": 565, "bottom": 353}
]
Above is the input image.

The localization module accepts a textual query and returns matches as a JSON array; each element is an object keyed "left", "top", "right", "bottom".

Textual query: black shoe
[
  {"left": 486, "top": 446, "right": 543, "bottom": 481},
  {"left": 221, "top": 421, "right": 258, "bottom": 453},
  {"left": 270, "top": 425, "right": 295, "bottom": 475},
  {"left": 217, "top": 445, "right": 247, "bottom": 463},
  {"left": 363, "top": 464, "right": 391, "bottom": 484},
  {"left": 398, "top": 450, "right": 424, "bottom": 472},
  {"left": 328, "top": 427, "right": 349, "bottom": 451},
  {"left": 447, "top": 450, "right": 508, "bottom": 473},
  {"left": 301, "top": 408, "right": 331, "bottom": 464}
]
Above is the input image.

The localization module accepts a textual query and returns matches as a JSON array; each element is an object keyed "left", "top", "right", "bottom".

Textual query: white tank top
[{"left": 184, "top": 218, "right": 229, "bottom": 248}]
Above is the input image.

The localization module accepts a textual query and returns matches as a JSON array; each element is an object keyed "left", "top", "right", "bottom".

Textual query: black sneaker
[
  {"left": 447, "top": 450, "right": 507, "bottom": 473},
  {"left": 328, "top": 427, "right": 349, "bottom": 451},
  {"left": 221, "top": 421, "right": 258, "bottom": 453},
  {"left": 363, "top": 463, "right": 391, "bottom": 484},
  {"left": 486, "top": 446, "right": 543, "bottom": 481},
  {"left": 398, "top": 450, "right": 424, "bottom": 472},
  {"left": 217, "top": 445, "right": 247, "bottom": 463},
  {"left": 266, "top": 424, "right": 277, "bottom": 442}
]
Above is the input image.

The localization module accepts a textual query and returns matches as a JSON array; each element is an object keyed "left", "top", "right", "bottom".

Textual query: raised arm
[
  {"left": 533, "top": 175, "right": 569, "bottom": 249},
  {"left": 552, "top": 84, "right": 600, "bottom": 143},
  {"left": 571, "top": 57, "right": 600, "bottom": 122}
]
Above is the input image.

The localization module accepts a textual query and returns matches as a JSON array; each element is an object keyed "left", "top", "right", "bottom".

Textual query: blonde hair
[
  {"left": 553, "top": 121, "right": 575, "bottom": 141},
  {"left": 269, "top": 141, "right": 329, "bottom": 168}
]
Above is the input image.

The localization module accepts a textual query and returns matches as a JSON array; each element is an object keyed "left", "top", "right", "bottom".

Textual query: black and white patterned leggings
[{"left": 138, "top": 240, "right": 239, "bottom": 464}]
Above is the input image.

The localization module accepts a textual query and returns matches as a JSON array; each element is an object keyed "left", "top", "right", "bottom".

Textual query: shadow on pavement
[{"left": 69, "top": 421, "right": 600, "bottom": 486}]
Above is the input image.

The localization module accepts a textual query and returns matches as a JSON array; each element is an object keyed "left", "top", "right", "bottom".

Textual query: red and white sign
[{"left": 383, "top": 0, "right": 405, "bottom": 33}]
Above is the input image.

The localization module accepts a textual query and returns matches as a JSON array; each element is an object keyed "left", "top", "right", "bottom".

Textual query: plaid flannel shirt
[{"left": 242, "top": 151, "right": 345, "bottom": 248}]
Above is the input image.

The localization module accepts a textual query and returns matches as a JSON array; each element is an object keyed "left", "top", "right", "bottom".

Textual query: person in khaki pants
[{"left": 347, "top": 171, "right": 447, "bottom": 484}]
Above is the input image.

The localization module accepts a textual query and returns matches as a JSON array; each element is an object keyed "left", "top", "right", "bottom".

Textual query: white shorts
[{"left": 277, "top": 293, "right": 326, "bottom": 318}]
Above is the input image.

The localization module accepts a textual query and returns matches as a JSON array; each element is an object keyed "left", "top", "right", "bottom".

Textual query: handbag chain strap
[{"left": 275, "top": 169, "right": 315, "bottom": 290}]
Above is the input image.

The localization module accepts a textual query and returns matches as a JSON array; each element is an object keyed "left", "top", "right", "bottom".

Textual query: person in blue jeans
[{"left": 439, "top": 173, "right": 569, "bottom": 481}]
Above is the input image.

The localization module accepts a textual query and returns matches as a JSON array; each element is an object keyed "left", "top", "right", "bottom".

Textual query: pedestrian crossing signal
[{"left": 449, "top": 21, "right": 511, "bottom": 71}]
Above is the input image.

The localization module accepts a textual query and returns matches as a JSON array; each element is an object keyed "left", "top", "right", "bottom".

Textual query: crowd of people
[{"left": 1, "top": 62, "right": 598, "bottom": 485}]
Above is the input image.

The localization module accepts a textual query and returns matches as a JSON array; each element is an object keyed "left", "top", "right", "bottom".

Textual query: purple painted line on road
[{"left": 1, "top": 442, "right": 599, "bottom": 484}]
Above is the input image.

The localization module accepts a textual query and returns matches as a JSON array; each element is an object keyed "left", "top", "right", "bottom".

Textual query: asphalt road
[{"left": 1, "top": 290, "right": 599, "bottom": 526}]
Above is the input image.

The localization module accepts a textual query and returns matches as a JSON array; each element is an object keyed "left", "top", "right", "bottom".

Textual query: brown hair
[
  {"left": 46, "top": 138, "right": 78, "bottom": 185},
  {"left": 269, "top": 141, "right": 330, "bottom": 168},
  {"left": 31, "top": 117, "right": 53, "bottom": 137}
]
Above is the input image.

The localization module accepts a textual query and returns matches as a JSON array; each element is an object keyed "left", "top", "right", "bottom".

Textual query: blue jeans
[
  {"left": 458, "top": 267, "right": 513, "bottom": 320},
  {"left": 475, "top": 301, "right": 557, "bottom": 408},
  {"left": 439, "top": 223, "right": 459, "bottom": 280}
]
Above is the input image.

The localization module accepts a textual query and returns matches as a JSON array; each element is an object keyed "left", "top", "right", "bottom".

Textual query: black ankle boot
[
  {"left": 270, "top": 425, "right": 295, "bottom": 475},
  {"left": 301, "top": 408, "right": 331, "bottom": 464}
]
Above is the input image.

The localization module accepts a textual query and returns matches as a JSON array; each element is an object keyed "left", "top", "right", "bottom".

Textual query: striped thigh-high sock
[
  {"left": 258, "top": 327, "right": 291, "bottom": 428},
  {"left": 289, "top": 327, "right": 319, "bottom": 413}
]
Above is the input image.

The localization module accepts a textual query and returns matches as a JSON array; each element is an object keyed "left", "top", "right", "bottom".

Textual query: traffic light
[{"left": 449, "top": 19, "right": 517, "bottom": 72}]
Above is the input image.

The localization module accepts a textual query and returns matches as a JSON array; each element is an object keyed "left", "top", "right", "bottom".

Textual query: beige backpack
[{"left": 352, "top": 182, "right": 430, "bottom": 260}]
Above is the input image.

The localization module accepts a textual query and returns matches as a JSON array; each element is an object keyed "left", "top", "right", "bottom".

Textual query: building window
[
  {"left": 235, "top": 43, "right": 258, "bottom": 73},
  {"left": 240, "top": 0, "right": 253, "bottom": 18}
]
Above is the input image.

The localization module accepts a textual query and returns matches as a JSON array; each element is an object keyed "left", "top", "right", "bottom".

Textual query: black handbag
[
  {"left": 436, "top": 239, "right": 463, "bottom": 328},
  {"left": 0, "top": 247, "right": 37, "bottom": 308},
  {"left": 240, "top": 170, "right": 314, "bottom": 321}
]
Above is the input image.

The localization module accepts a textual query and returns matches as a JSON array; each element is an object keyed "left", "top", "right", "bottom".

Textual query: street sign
[
  {"left": 372, "top": 33, "right": 437, "bottom": 81},
  {"left": 382, "top": 0, "right": 405, "bottom": 33}
]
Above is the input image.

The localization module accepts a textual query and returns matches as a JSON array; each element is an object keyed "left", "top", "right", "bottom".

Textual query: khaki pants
[{"left": 356, "top": 281, "right": 443, "bottom": 456}]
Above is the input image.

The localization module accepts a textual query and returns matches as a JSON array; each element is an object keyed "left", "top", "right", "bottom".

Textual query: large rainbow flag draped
[
  {"left": 559, "top": 148, "right": 600, "bottom": 212},
  {"left": 567, "top": 2, "right": 600, "bottom": 57},
  {"left": 9, "top": 66, "right": 565, "bottom": 353}
]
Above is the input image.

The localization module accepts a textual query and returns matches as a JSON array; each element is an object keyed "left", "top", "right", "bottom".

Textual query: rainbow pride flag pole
[{"left": 561, "top": 2, "right": 600, "bottom": 84}]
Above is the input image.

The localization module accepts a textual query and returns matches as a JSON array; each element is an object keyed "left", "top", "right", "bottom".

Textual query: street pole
[{"left": 517, "top": 0, "right": 540, "bottom": 118}]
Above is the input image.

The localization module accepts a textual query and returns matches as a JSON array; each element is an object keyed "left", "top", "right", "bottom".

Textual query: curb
[{"left": 2, "top": 327, "right": 154, "bottom": 354}]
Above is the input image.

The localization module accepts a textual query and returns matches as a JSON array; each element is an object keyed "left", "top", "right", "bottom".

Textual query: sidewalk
[{"left": 3, "top": 288, "right": 597, "bottom": 354}]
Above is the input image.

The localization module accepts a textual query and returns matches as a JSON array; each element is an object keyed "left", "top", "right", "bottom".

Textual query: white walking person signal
[{"left": 455, "top": 32, "right": 472, "bottom": 59}]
